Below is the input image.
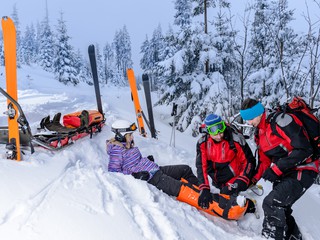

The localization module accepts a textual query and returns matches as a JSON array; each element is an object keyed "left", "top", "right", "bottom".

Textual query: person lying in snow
[{"left": 106, "top": 119, "right": 256, "bottom": 220}]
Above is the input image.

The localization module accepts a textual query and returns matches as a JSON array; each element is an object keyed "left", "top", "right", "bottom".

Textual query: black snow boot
[{"left": 285, "top": 215, "right": 302, "bottom": 240}]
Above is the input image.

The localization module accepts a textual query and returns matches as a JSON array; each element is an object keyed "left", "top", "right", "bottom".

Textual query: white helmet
[{"left": 111, "top": 119, "right": 137, "bottom": 141}]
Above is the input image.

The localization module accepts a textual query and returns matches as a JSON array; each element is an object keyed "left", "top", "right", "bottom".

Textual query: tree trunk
[{"left": 204, "top": 0, "right": 209, "bottom": 74}]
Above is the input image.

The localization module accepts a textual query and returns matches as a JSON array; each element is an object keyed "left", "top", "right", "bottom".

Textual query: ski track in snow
[{"left": 1, "top": 160, "right": 76, "bottom": 229}]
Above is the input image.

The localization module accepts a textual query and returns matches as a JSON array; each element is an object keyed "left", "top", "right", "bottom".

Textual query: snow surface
[{"left": 0, "top": 65, "right": 319, "bottom": 240}]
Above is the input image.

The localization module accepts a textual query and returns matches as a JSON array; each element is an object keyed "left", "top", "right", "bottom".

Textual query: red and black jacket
[
  {"left": 253, "top": 112, "right": 319, "bottom": 181},
  {"left": 196, "top": 126, "right": 256, "bottom": 191}
]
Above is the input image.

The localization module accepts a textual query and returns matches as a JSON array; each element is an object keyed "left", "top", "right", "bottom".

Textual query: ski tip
[
  {"left": 88, "top": 44, "right": 95, "bottom": 53},
  {"left": 142, "top": 74, "right": 149, "bottom": 81}
]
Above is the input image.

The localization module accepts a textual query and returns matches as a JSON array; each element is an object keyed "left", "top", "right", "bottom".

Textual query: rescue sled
[
  {"left": 177, "top": 179, "right": 257, "bottom": 220},
  {"left": 0, "top": 44, "right": 105, "bottom": 158},
  {"left": 0, "top": 87, "right": 105, "bottom": 155}
]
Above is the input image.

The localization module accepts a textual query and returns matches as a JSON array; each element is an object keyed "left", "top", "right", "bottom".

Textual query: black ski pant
[
  {"left": 148, "top": 165, "right": 199, "bottom": 197},
  {"left": 262, "top": 170, "right": 317, "bottom": 239}
]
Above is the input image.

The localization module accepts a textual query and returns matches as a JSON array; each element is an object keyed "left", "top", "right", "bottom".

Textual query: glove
[
  {"left": 262, "top": 168, "right": 279, "bottom": 183},
  {"left": 198, "top": 189, "right": 213, "bottom": 209},
  {"left": 220, "top": 185, "right": 237, "bottom": 195},
  {"left": 147, "top": 155, "right": 155, "bottom": 162},
  {"left": 132, "top": 171, "right": 150, "bottom": 181},
  {"left": 220, "top": 179, "right": 248, "bottom": 195}
]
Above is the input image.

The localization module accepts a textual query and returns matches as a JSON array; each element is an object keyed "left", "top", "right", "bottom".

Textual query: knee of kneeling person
[{"left": 262, "top": 193, "right": 276, "bottom": 212}]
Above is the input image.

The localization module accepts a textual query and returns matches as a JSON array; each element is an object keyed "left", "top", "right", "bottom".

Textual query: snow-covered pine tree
[
  {"left": 267, "top": 0, "right": 299, "bottom": 101},
  {"left": 155, "top": 0, "right": 230, "bottom": 135},
  {"left": 140, "top": 35, "right": 152, "bottom": 72},
  {"left": 301, "top": 6, "right": 320, "bottom": 108},
  {"left": 193, "top": 0, "right": 230, "bottom": 73},
  {"left": 156, "top": 25, "right": 179, "bottom": 96},
  {"left": 247, "top": 0, "right": 275, "bottom": 98},
  {"left": 140, "top": 25, "right": 165, "bottom": 91},
  {"left": 113, "top": 25, "right": 133, "bottom": 84},
  {"left": 22, "top": 24, "right": 37, "bottom": 65},
  {"left": 11, "top": 4, "right": 22, "bottom": 68},
  {"left": 103, "top": 42, "right": 115, "bottom": 85},
  {"left": 212, "top": 2, "right": 239, "bottom": 115},
  {"left": 38, "top": 8, "right": 55, "bottom": 72},
  {"left": 247, "top": 0, "right": 300, "bottom": 106},
  {"left": 229, "top": 4, "right": 252, "bottom": 104},
  {"left": 94, "top": 44, "right": 105, "bottom": 84},
  {"left": 155, "top": 0, "right": 196, "bottom": 131},
  {"left": 53, "top": 13, "right": 79, "bottom": 86},
  {"left": 73, "top": 49, "right": 90, "bottom": 84}
]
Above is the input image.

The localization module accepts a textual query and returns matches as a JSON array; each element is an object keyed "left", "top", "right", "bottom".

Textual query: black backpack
[{"left": 268, "top": 97, "right": 320, "bottom": 159}]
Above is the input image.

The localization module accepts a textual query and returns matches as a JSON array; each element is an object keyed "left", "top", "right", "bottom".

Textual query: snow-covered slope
[{"left": 0, "top": 66, "right": 319, "bottom": 240}]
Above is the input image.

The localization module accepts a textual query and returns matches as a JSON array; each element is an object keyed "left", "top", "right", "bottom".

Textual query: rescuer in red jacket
[
  {"left": 240, "top": 98, "right": 318, "bottom": 240},
  {"left": 196, "top": 114, "right": 256, "bottom": 210}
]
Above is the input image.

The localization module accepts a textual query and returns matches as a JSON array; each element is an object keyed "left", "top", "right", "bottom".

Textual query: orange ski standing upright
[
  {"left": 127, "top": 69, "right": 147, "bottom": 137},
  {"left": 1, "top": 16, "right": 21, "bottom": 160}
]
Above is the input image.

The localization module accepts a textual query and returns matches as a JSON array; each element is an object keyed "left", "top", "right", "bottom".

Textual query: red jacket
[
  {"left": 253, "top": 112, "right": 319, "bottom": 181},
  {"left": 196, "top": 126, "right": 256, "bottom": 191}
]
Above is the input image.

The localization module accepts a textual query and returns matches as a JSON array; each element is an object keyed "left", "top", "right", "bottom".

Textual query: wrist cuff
[
  {"left": 271, "top": 165, "right": 283, "bottom": 176},
  {"left": 199, "top": 184, "right": 210, "bottom": 191}
]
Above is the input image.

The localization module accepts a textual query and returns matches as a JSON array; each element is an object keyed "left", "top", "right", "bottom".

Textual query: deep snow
[{"left": 0, "top": 65, "right": 319, "bottom": 240}]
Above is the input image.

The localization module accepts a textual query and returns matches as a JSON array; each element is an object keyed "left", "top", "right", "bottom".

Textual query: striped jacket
[{"left": 107, "top": 140, "right": 159, "bottom": 180}]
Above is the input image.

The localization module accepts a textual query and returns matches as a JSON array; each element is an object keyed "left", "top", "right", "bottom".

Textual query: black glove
[
  {"left": 221, "top": 179, "right": 248, "bottom": 195},
  {"left": 262, "top": 168, "right": 279, "bottom": 183},
  {"left": 220, "top": 185, "right": 237, "bottom": 195},
  {"left": 198, "top": 189, "right": 213, "bottom": 209},
  {"left": 147, "top": 155, "right": 155, "bottom": 162},
  {"left": 132, "top": 171, "right": 150, "bottom": 181}
]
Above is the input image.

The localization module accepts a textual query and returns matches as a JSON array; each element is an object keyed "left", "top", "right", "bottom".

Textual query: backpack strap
[
  {"left": 228, "top": 128, "right": 237, "bottom": 153},
  {"left": 226, "top": 125, "right": 247, "bottom": 153},
  {"left": 267, "top": 111, "right": 284, "bottom": 139}
]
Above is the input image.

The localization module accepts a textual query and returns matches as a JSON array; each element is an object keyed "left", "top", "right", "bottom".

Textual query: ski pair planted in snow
[{"left": 127, "top": 68, "right": 157, "bottom": 139}]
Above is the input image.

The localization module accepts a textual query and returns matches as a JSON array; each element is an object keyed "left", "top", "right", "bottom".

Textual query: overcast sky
[
  {"left": 1, "top": 0, "right": 176, "bottom": 74},
  {"left": 1, "top": 0, "right": 319, "bottom": 75}
]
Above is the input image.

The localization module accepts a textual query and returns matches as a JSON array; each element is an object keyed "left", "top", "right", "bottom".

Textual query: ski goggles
[
  {"left": 127, "top": 123, "right": 137, "bottom": 132},
  {"left": 206, "top": 121, "right": 226, "bottom": 135},
  {"left": 112, "top": 123, "right": 137, "bottom": 134}
]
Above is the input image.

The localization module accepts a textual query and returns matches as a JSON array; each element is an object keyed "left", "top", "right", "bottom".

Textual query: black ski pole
[{"left": 170, "top": 103, "right": 178, "bottom": 147}]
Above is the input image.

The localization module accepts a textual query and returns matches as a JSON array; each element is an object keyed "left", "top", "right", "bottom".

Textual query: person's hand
[
  {"left": 132, "top": 171, "right": 150, "bottom": 181},
  {"left": 198, "top": 189, "right": 213, "bottom": 209},
  {"left": 262, "top": 168, "right": 279, "bottom": 183},
  {"left": 220, "top": 185, "right": 238, "bottom": 195},
  {"left": 220, "top": 179, "right": 248, "bottom": 195},
  {"left": 147, "top": 155, "right": 155, "bottom": 162}
]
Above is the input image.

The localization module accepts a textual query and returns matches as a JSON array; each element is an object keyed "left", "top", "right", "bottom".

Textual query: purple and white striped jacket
[{"left": 107, "top": 141, "right": 160, "bottom": 180}]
